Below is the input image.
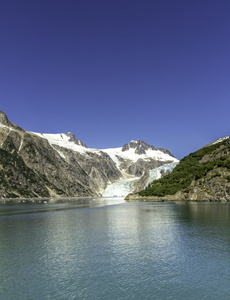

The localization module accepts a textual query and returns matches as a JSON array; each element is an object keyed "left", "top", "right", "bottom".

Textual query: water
[{"left": 0, "top": 198, "right": 230, "bottom": 299}]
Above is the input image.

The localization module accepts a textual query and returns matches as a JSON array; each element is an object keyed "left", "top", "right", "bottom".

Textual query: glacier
[
  {"left": 146, "top": 162, "right": 179, "bottom": 187},
  {"left": 102, "top": 162, "right": 179, "bottom": 197},
  {"left": 102, "top": 177, "right": 140, "bottom": 197}
]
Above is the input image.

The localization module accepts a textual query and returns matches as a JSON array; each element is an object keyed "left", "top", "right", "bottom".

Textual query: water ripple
[{"left": 0, "top": 202, "right": 230, "bottom": 299}]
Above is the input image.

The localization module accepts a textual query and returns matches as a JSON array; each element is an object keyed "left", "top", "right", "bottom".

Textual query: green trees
[{"left": 139, "top": 139, "right": 230, "bottom": 197}]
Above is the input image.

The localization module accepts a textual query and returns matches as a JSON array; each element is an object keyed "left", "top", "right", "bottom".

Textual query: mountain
[
  {"left": 101, "top": 140, "right": 178, "bottom": 196},
  {"left": 121, "top": 140, "right": 174, "bottom": 156},
  {"left": 126, "top": 136, "right": 230, "bottom": 202},
  {"left": 0, "top": 111, "right": 178, "bottom": 199},
  {"left": 102, "top": 139, "right": 177, "bottom": 177}
]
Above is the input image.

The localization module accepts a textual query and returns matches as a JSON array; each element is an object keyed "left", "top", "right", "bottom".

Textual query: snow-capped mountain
[
  {"left": 121, "top": 139, "right": 174, "bottom": 156},
  {"left": 101, "top": 141, "right": 178, "bottom": 197},
  {"left": 32, "top": 133, "right": 178, "bottom": 171},
  {"left": 32, "top": 132, "right": 88, "bottom": 152},
  {"left": 102, "top": 140, "right": 177, "bottom": 170},
  {"left": 0, "top": 111, "right": 179, "bottom": 198},
  {"left": 31, "top": 133, "right": 179, "bottom": 196}
]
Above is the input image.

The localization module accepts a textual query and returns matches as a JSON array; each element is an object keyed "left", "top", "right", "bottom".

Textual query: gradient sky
[{"left": 1, "top": 0, "right": 230, "bottom": 159}]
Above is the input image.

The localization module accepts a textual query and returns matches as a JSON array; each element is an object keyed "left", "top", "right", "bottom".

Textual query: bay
[{"left": 0, "top": 198, "right": 230, "bottom": 299}]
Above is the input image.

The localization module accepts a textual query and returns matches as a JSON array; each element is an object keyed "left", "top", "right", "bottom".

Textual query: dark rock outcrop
[{"left": 0, "top": 111, "right": 9, "bottom": 126}]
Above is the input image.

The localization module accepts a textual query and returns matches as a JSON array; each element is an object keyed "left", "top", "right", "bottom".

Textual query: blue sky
[{"left": 1, "top": 0, "right": 229, "bottom": 159}]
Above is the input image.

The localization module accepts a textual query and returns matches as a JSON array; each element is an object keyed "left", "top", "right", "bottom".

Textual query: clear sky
[{"left": 1, "top": 0, "right": 229, "bottom": 159}]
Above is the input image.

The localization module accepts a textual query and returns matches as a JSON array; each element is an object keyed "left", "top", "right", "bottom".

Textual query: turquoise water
[{"left": 0, "top": 198, "right": 230, "bottom": 299}]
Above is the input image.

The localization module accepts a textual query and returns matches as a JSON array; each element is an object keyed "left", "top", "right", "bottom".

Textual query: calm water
[{"left": 0, "top": 198, "right": 230, "bottom": 299}]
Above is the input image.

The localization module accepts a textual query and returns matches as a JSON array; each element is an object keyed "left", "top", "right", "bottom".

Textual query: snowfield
[
  {"left": 101, "top": 146, "right": 178, "bottom": 168},
  {"left": 32, "top": 132, "right": 101, "bottom": 155},
  {"left": 32, "top": 132, "right": 178, "bottom": 165}
]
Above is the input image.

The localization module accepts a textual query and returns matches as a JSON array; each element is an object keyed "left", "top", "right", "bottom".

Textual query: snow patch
[
  {"left": 31, "top": 132, "right": 103, "bottom": 158},
  {"left": 55, "top": 149, "right": 66, "bottom": 159},
  {"left": 32, "top": 132, "right": 89, "bottom": 154},
  {"left": 0, "top": 123, "right": 12, "bottom": 131},
  {"left": 212, "top": 136, "right": 230, "bottom": 145}
]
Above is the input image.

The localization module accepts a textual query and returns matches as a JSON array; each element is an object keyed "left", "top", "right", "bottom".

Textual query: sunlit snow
[
  {"left": 31, "top": 133, "right": 178, "bottom": 167},
  {"left": 31, "top": 132, "right": 103, "bottom": 157},
  {"left": 212, "top": 136, "right": 230, "bottom": 145},
  {"left": 101, "top": 146, "right": 178, "bottom": 169},
  {"left": 0, "top": 124, "right": 12, "bottom": 131}
]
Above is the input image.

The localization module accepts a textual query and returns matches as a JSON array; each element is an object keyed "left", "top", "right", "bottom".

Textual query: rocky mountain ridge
[
  {"left": 0, "top": 111, "right": 178, "bottom": 198},
  {"left": 121, "top": 140, "right": 174, "bottom": 156}
]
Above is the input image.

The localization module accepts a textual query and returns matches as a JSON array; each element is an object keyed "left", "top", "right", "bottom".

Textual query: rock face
[
  {"left": 0, "top": 111, "right": 9, "bottom": 126},
  {"left": 0, "top": 111, "right": 178, "bottom": 198},
  {"left": 0, "top": 127, "right": 95, "bottom": 199},
  {"left": 51, "top": 145, "right": 122, "bottom": 195},
  {"left": 127, "top": 137, "right": 230, "bottom": 202}
]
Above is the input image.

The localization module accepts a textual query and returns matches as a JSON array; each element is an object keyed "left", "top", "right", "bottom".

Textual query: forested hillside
[{"left": 127, "top": 137, "right": 230, "bottom": 201}]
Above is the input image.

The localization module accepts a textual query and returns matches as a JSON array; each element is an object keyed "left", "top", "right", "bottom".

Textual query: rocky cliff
[{"left": 0, "top": 114, "right": 95, "bottom": 198}]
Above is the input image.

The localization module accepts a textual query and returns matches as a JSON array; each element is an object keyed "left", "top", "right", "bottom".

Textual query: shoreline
[
  {"left": 0, "top": 196, "right": 127, "bottom": 205},
  {"left": 0, "top": 195, "right": 229, "bottom": 205},
  {"left": 125, "top": 193, "right": 230, "bottom": 203},
  {"left": 0, "top": 196, "right": 100, "bottom": 205}
]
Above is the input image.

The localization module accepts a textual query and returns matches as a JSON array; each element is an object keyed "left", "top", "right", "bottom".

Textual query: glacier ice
[
  {"left": 102, "top": 162, "right": 179, "bottom": 198},
  {"left": 102, "top": 177, "right": 140, "bottom": 197},
  {"left": 145, "top": 162, "right": 179, "bottom": 187}
]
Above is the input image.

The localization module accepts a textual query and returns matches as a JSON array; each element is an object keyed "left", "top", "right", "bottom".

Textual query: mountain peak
[
  {"left": 0, "top": 111, "right": 9, "bottom": 126},
  {"left": 64, "top": 132, "right": 87, "bottom": 148},
  {"left": 122, "top": 140, "right": 157, "bottom": 154},
  {"left": 122, "top": 139, "right": 174, "bottom": 157}
]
